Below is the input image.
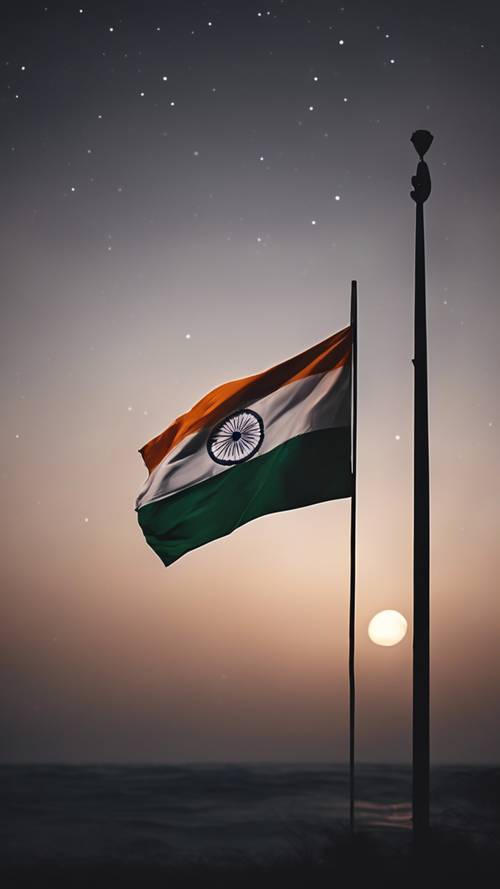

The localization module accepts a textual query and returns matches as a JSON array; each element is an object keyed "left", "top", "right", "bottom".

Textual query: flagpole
[
  {"left": 349, "top": 280, "right": 358, "bottom": 835},
  {"left": 410, "top": 130, "right": 433, "bottom": 848}
]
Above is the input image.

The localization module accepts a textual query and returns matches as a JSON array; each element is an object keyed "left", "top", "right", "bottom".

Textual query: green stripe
[{"left": 137, "top": 427, "right": 352, "bottom": 567}]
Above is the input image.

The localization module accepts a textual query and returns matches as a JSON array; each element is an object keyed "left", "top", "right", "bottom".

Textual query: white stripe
[{"left": 136, "top": 365, "right": 350, "bottom": 510}]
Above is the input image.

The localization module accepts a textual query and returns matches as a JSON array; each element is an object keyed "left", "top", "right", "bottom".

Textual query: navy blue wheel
[{"left": 207, "top": 409, "right": 264, "bottom": 465}]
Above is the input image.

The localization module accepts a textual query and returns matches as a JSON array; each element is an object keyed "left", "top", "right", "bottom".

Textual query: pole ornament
[{"left": 410, "top": 130, "right": 433, "bottom": 204}]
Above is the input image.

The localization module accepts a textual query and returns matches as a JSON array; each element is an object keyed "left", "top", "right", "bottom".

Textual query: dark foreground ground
[
  {"left": 1, "top": 831, "right": 499, "bottom": 889},
  {"left": 1, "top": 764, "right": 498, "bottom": 887}
]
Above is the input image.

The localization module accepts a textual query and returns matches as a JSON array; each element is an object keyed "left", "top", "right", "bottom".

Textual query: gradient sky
[{"left": 1, "top": 0, "right": 499, "bottom": 763}]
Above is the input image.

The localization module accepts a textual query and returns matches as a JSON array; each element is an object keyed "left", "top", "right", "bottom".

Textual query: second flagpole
[
  {"left": 349, "top": 280, "right": 358, "bottom": 834},
  {"left": 410, "top": 130, "right": 433, "bottom": 848}
]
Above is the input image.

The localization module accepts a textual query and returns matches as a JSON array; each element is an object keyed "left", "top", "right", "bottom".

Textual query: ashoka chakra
[{"left": 207, "top": 409, "right": 264, "bottom": 465}]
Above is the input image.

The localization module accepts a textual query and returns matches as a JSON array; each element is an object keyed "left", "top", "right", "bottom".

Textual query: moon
[{"left": 368, "top": 610, "right": 408, "bottom": 647}]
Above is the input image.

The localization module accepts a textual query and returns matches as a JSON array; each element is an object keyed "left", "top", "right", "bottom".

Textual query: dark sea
[{"left": 1, "top": 764, "right": 498, "bottom": 870}]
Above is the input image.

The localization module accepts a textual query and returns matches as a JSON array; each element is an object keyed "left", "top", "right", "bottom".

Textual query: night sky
[{"left": 1, "top": 1, "right": 499, "bottom": 763}]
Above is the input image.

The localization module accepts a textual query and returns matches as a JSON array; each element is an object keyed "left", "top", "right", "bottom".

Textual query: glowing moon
[{"left": 368, "top": 610, "right": 408, "bottom": 647}]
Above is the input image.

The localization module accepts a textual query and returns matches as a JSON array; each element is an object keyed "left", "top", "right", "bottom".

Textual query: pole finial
[
  {"left": 410, "top": 131, "right": 433, "bottom": 204},
  {"left": 411, "top": 130, "right": 433, "bottom": 160}
]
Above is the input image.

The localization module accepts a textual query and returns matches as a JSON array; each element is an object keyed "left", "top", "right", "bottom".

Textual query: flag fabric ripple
[{"left": 136, "top": 326, "right": 352, "bottom": 566}]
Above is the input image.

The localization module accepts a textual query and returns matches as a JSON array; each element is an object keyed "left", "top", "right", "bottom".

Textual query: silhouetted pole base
[{"left": 410, "top": 130, "right": 432, "bottom": 849}]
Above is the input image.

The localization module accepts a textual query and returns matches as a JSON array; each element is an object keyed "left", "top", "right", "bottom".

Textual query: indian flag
[{"left": 136, "top": 325, "right": 352, "bottom": 566}]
